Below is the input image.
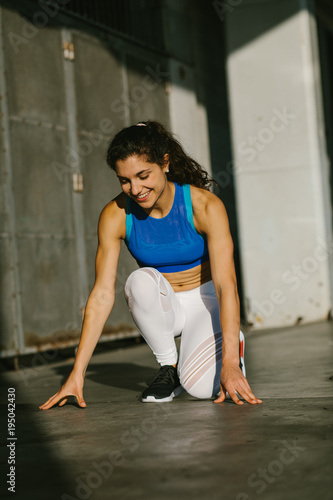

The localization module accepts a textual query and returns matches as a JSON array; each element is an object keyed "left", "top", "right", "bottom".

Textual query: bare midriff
[{"left": 161, "top": 259, "right": 212, "bottom": 292}]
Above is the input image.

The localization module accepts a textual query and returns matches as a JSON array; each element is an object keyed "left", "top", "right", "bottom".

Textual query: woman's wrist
[
  {"left": 221, "top": 356, "right": 240, "bottom": 368},
  {"left": 72, "top": 363, "right": 86, "bottom": 378}
]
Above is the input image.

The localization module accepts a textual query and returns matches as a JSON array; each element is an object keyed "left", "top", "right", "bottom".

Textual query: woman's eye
[{"left": 139, "top": 175, "right": 149, "bottom": 180}]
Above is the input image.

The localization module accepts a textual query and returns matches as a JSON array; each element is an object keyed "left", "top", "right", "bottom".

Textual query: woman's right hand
[
  {"left": 38, "top": 200, "right": 123, "bottom": 411},
  {"left": 39, "top": 370, "right": 86, "bottom": 410}
]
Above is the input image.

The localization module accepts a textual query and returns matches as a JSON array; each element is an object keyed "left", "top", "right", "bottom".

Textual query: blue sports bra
[{"left": 124, "top": 183, "right": 209, "bottom": 273}]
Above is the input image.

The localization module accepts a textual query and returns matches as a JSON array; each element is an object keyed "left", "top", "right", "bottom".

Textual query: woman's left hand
[{"left": 214, "top": 362, "right": 262, "bottom": 405}]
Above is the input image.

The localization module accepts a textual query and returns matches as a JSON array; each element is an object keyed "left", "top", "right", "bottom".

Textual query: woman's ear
[{"left": 163, "top": 154, "right": 170, "bottom": 172}]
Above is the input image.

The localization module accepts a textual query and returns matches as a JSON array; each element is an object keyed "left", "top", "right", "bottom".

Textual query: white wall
[
  {"left": 167, "top": 60, "right": 211, "bottom": 175},
  {"left": 162, "top": 0, "right": 212, "bottom": 175},
  {"left": 225, "top": 0, "right": 332, "bottom": 328}
]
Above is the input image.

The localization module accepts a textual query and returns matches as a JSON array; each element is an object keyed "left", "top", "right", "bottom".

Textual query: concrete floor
[{"left": 1, "top": 320, "right": 333, "bottom": 500}]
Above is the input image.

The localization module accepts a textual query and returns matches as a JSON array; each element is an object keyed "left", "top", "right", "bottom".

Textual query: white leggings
[{"left": 124, "top": 267, "right": 243, "bottom": 399}]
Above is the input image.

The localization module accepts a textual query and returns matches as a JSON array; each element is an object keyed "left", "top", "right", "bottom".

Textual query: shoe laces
[{"left": 147, "top": 365, "right": 177, "bottom": 387}]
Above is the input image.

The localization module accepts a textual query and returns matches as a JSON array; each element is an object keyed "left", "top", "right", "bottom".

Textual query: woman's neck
[{"left": 144, "top": 181, "right": 175, "bottom": 219}]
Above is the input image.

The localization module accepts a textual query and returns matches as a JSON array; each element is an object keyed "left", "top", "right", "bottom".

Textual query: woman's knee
[
  {"left": 124, "top": 267, "right": 159, "bottom": 302},
  {"left": 182, "top": 383, "right": 214, "bottom": 400},
  {"left": 179, "top": 375, "right": 217, "bottom": 400}
]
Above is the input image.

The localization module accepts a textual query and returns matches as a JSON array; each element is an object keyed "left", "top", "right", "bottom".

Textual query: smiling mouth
[{"left": 135, "top": 190, "right": 151, "bottom": 202}]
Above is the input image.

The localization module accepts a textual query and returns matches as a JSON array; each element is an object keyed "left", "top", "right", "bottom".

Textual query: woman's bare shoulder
[
  {"left": 98, "top": 192, "right": 127, "bottom": 240},
  {"left": 100, "top": 191, "right": 126, "bottom": 215},
  {"left": 189, "top": 185, "right": 223, "bottom": 211},
  {"left": 190, "top": 185, "right": 229, "bottom": 234}
]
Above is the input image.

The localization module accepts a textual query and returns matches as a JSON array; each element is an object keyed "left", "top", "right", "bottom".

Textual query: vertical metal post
[
  {"left": 120, "top": 48, "right": 131, "bottom": 127},
  {"left": 0, "top": 6, "right": 25, "bottom": 354},
  {"left": 61, "top": 28, "right": 89, "bottom": 311}
]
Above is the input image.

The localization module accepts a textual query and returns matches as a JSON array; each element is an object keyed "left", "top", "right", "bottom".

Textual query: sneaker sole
[
  {"left": 142, "top": 394, "right": 174, "bottom": 403},
  {"left": 141, "top": 385, "right": 184, "bottom": 403}
]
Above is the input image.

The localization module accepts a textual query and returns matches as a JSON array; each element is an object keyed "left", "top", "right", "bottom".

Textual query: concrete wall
[
  {"left": 225, "top": 0, "right": 333, "bottom": 328},
  {"left": 2, "top": 0, "right": 332, "bottom": 359},
  {"left": 0, "top": 0, "right": 232, "bottom": 357},
  {"left": 0, "top": 4, "right": 170, "bottom": 356}
]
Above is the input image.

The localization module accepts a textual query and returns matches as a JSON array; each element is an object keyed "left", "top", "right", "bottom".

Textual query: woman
[{"left": 39, "top": 121, "right": 262, "bottom": 410}]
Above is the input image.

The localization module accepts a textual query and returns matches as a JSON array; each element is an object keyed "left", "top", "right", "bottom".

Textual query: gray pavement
[{"left": 1, "top": 320, "right": 333, "bottom": 500}]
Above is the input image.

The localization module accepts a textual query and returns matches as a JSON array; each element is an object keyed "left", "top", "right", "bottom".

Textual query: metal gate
[{"left": 0, "top": 4, "right": 170, "bottom": 357}]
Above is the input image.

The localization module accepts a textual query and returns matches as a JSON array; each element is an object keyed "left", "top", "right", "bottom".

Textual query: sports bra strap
[
  {"left": 125, "top": 196, "right": 133, "bottom": 245},
  {"left": 182, "top": 184, "right": 197, "bottom": 233}
]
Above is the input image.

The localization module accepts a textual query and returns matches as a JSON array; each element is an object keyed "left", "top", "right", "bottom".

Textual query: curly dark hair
[{"left": 106, "top": 120, "right": 212, "bottom": 190}]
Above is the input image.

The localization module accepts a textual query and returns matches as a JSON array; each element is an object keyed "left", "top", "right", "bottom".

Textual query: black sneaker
[{"left": 142, "top": 365, "right": 181, "bottom": 403}]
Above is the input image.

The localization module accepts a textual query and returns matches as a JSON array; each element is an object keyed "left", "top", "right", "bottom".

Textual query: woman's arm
[
  {"left": 39, "top": 198, "right": 126, "bottom": 410},
  {"left": 192, "top": 187, "right": 262, "bottom": 405}
]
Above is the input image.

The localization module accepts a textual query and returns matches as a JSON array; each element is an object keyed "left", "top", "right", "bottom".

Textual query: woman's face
[{"left": 115, "top": 154, "right": 169, "bottom": 207}]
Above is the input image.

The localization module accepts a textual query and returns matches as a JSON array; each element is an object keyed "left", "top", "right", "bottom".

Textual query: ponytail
[{"left": 106, "top": 121, "right": 212, "bottom": 190}]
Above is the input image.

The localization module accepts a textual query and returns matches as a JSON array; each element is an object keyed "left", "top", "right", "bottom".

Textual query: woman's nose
[{"left": 130, "top": 180, "right": 141, "bottom": 196}]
